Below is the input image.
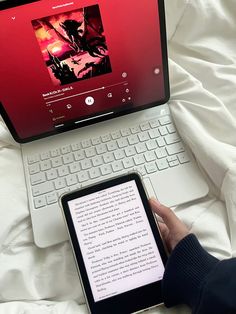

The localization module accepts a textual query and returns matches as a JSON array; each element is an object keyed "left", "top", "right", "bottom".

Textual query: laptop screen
[{"left": 0, "top": 0, "right": 169, "bottom": 143}]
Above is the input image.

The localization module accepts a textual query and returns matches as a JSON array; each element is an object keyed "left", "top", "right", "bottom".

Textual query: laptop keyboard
[{"left": 27, "top": 115, "right": 190, "bottom": 209}]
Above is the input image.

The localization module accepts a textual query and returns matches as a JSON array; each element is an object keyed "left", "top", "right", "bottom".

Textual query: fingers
[
  {"left": 158, "top": 221, "right": 169, "bottom": 240},
  {"left": 150, "top": 198, "right": 189, "bottom": 251},
  {"left": 149, "top": 198, "right": 185, "bottom": 232}
]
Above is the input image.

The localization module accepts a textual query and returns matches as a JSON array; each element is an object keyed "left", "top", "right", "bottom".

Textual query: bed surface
[{"left": 0, "top": 1, "right": 236, "bottom": 313}]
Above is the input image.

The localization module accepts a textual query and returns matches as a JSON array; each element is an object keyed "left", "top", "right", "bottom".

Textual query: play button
[{"left": 85, "top": 96, "right": 95, "bottom": 106}]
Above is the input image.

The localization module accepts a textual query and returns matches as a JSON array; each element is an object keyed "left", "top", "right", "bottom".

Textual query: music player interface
[
  {"left": 68, "top": 180, "right": 165, "bottom": 302},
  {"left": 0, "top": 0, "right": 165, "bottom": 140}
]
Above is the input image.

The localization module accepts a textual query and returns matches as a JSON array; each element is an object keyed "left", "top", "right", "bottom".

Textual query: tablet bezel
[{"left": 61, "top": 173, "right": 168, "bottom": 314}]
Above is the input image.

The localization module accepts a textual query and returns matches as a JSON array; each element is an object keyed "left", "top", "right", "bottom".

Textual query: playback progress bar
[{"left": 45, "top": 81, "right": 128, "bottom": 105}]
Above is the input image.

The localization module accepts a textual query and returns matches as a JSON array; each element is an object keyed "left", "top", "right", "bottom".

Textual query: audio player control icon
[{"left": 85, "top": 96, "right": 95, "bottom": 106}]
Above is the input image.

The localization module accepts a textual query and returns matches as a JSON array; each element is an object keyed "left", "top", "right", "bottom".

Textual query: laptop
[{"left": 0, "top": 0, "right": 208, "bottom": 247}]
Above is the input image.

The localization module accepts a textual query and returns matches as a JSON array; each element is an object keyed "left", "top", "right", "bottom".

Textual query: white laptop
[{"left": 0, "top": 0, "right": 208, "bottom": 247}]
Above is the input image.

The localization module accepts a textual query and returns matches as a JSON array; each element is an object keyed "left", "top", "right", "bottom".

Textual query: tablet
[{"left": 61, "top": 173, "right": 168, "bottom": 314}]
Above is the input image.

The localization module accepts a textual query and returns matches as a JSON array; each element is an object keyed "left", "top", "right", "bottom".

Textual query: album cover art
[{"left": 32, "top": 5, "right": 112, "bottom": 86}]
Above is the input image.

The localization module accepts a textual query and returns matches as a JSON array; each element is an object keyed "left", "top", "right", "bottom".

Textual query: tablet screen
[
  {"left": 0, "top": 0, "right": 169, "bottom": 143},
  {"left": 67, "top": 179, "right": 165, "bottom": 302}
]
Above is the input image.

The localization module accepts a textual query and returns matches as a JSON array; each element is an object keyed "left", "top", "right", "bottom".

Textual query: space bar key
[{"left": 32, "top": 182, "right": 54, "bottom": 197}]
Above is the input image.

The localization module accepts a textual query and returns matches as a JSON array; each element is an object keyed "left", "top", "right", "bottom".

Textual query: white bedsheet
[{"left": 0, "top": 1, "right": 236, "bottom": 313}]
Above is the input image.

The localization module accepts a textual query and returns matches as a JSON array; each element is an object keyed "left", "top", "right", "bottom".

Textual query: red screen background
[{"left": 0, "top": 0, "right": 165, "bottom": 140}]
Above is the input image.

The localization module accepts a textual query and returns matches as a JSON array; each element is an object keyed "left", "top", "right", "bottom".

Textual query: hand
[{"left": 149, "top": 198, "right": 189, "bottom": 253}]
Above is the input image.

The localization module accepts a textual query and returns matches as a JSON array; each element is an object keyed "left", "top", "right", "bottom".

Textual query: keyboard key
[
  {"left": 146, "top": 139, "right": 158, "bottom": 150},
  {"left": 46, "top": 169, "right": 57, "bottom": 180},
  {"left": 69, "top": 162, "right": 81, "bottom": 173},
  {"left": 166, "top": 143, "right": 185, "bottom": 155},
  {"left": 159, "top": 116, "right": 172, "bottom": 125},
  {"left": 100, "top": 164, "right": 112, "bottom": 176},
  {"left": 156, "top": 159, "right": 169, "bottom": 170},
  {"left": 91, "top": 137, "right": 101, "bottom": 145},
  {"left": 51, "top": 156, "right": 63, "bottom": 168},
  {"left": 103, "top": 152, "right": 115, "bottom": 163},
  {"left": 81, "top": 139, "right": 91, "bottom": 148},
  {"left": 167, "top": 156, "right": 178, "bottom": 162},
  {"left": 178, "top": 152, "right": 190, "bottom": 164},
  {"left": 40, "top": 160, "right": 51, "bottom": 171},
  {"left": 149, "top": 118, "right": 160, "bottom": 128},
  {"left": 123, "top": 158, "right": 134, "bottom": 169},
  {"left": 28, "top": 154, "right": 40, "bottom": 164},
  {"left": 169, "top": 160, "right": 180, "bottom": 167},
  {"left": 58, "top": 165, "right": 69, "bottom": 177},
  {"left": 31, "top": 172, "right": 46, "bottom": 185},
  {"left": 112, "top": 161, "right": 124, "bottom": 172},
  {"left": 145, "top": 162, "right": 157, "bottom": 174},
  {"left": 62, "top": 153, "right": 74, "bottom": 164},
  {"left": 96, "top": 144, "right": 107, "bottom": 155},
  {"left": 114, "top": 150, "right": 125, "bottom": 160},
  {"left": 111, "top": 131, "right": 121, "bottom": 140},
  {"left": 125, "top": 146, "right": 136, "bottom": 157},
  {"left": 107, "top": 141, "right": 118, "bottom": 151},
  {"left": 61, "top": 145, "right": 71, "bottom": 154},
  {"left": 28, "top": 163, "right": 40, "bottom": 175},
  {"left": 136, "top": 143, "right": 147, "bottom": 154},
  {"left": 92, "top": 156, "right": 103, "bottom": 167},
  {"left": 158, "top": 126, "right": 168, "bottom": 136},
  {"left": 73, "top": 184, "right": 82, "bottom": 190},
  {"left": 140, "top": 122, "right": 150, "bottom": 131},
  {"left": 121, "top": 128, "right": 131, "bottom": 137},
  {"left": 54, "top": 178, "right": 66, "bottom": 190},
  {"left": 144, "top": 151, "right": 156, "bottom": 162},
  {"left": 71, "top": 143, "right": 81, "bottom": 151},
  {"left": 81, "top": 159, "right": 92, "bottom": 170},
  {"left": 34, "top": 195, "right": 46, "bottom": 209},
  {"left": 101, "top": 134, "right": 111, "bottom": 143},
  {"left": 134, "top": 154, "right": 145, "bottom": 165},
  {"left": 89, "top": 168, "right": 100, "bottom": 179},
  {"left": 77, "top": 171, "right": 89, "bottom": 183},
  {"left": 32, "top": 181, "right": 54, "bottom": 197},
  {"left": 117, "top": 138, "right": 128, "bottom": 148},
  {"left": 74, "top": 151, "right": 85, "bottom": 161},
  {"left": 69, "top": 186, "right": 78, "bottom": 192},
  {"left": 66, "top": 174, "right": 78, "bottom": 186},
  {"left": 46, "top": 192, "right": 58, "bottom": 205},
  {"left": 138, "top": 131, "right": 149, "bottom": 142},
  {"left": 128, "top": 134, "right": 139, "bottom": 145},
  {"left": 155, "top": 148, "right": 167, "bottom": 159},
  {"left": 167, "top": 124, "right": 176, "bottom": 134},
  {"left": 156, "top": 138, "right": 165, "bottom": 147},
  {"left": 130, "top": 126, "right": 140, "bottom": 134},
  {"left": 40, "top": 152, "right": 50, "bottom": 160},
  {"left": 50, "top": 148, "right": 60, "bottom": 157},
  {"left": 149, "top": 129, "right": 160, "bottom": 139},
  {"left": 164, "top": 133, "right": 180, "bottom": 145},
  {"left": 85, "top": 147, "right": 96, "bottom": 158}
]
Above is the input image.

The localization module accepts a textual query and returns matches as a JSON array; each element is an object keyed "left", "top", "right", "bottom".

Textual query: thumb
[{"left": 149, "top": 198, "right": 184, "bottom": 232}]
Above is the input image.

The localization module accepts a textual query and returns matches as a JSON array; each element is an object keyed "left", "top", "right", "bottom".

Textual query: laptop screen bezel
[{"left": 0, "top": 0, "right": 170, "bottom": 144}]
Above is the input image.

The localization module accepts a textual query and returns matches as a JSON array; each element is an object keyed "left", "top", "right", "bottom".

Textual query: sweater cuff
[{"left": 162, "top": 234, "right": 219, "bottom": 309}]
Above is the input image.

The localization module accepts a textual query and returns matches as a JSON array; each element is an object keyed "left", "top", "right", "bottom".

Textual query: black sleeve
[{"left": 162, "top": 233, "right": 236, "bottom": 314}]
